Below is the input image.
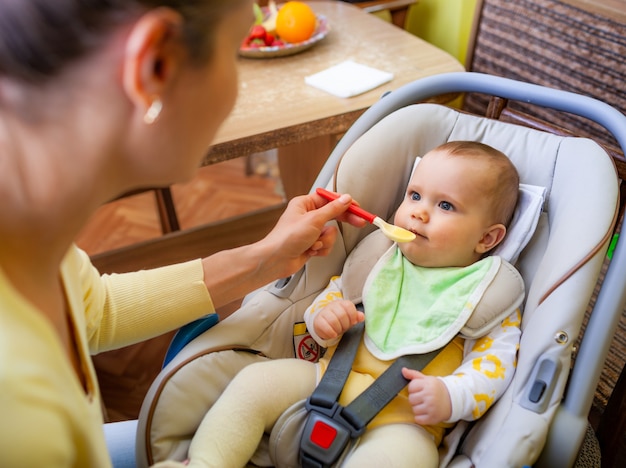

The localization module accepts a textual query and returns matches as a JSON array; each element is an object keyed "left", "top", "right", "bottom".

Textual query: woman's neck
[
  {"left": 0, "top": 104, "right": 111, "bottom": 297},
  {"left": 0, "top": 129, "right": 95, "bottom": 379}
]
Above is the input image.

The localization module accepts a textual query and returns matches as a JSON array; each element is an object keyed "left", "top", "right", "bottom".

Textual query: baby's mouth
[{"left": 408, "top": 228, "right": 427, "bottom": 240}]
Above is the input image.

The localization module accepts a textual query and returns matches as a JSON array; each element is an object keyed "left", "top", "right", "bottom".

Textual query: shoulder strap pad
[
  {"left": 459, "top": 259, "right": 525, "bottom": 339},
  {"left": 341, "top": 231, "right": 393, "bottom": 303}
]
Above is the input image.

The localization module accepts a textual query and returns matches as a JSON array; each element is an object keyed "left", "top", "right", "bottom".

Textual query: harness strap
[
  {"left": 301, "top": 305, "right": 442, "bottom": 467},
  {"left": 307, "top": 321, "right": 364, "bottom": 415},
  {"left": 341, "top": 351, "right": 440, "bottom": 431}
]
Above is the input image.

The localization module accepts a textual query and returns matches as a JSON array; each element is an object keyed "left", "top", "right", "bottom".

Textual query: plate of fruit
[{"left": 239, "top": 1, "right": 330, "bottom": 59}]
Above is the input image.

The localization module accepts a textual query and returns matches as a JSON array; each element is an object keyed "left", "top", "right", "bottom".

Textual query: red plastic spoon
[{"left": 316, "top": 187, "right": 416, "bottom": 243}]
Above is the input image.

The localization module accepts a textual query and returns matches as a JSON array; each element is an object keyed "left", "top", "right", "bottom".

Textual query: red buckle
[{"left": 310, "top": 420, "right": 337, "bottom": 449}]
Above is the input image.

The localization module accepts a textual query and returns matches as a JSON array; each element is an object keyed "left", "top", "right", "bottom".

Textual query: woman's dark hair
[{"left": 0, "top": 0, "right": 240, "bottom": 83}]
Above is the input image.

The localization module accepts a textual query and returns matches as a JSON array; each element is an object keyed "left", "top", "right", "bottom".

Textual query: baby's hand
[
  {"left": 313, "top": 300, "right": 365, "bottom": 341},
  {"left": 402, "top": 368, "right": 452, "bottom": 425}
]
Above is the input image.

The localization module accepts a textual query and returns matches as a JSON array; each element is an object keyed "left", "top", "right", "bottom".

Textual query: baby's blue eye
[
  {"left": 439, "top": 201, "right": 453, "bottom": 211},
  {"left": 410, "top": 192, "right": 421, "bottom": 201}
]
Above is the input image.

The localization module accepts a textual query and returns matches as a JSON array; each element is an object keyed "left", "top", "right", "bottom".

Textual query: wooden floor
[
  {"left": 77, "top": 155, "right": 285, "bottom": 422},
  {"left": 76, "top": 154, "right": 284, "bottom": 256}
]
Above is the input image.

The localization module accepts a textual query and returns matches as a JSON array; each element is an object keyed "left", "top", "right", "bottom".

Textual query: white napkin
[{"left": 304, "top": 60, "right": 394, "bottom": 98}]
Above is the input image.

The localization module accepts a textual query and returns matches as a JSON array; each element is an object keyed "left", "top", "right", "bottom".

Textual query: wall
[{"left": 405, "top": 0, "right": 479, "bottom": 68}]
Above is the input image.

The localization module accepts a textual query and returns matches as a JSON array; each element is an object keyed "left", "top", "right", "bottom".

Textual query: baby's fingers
[{"left": 402, "top": 367, "right": 425, "bottom": 382}]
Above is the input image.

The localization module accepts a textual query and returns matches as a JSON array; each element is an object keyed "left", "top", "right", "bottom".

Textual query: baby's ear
[{"left": 476, "top": 224, "right": 507, "bottom": 254}]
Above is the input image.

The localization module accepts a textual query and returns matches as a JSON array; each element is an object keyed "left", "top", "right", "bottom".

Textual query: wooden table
[
  {"left": 91, "top": 1, "right": 464, "bottom": 274},
  {"left": 205, "top": 1, "right": 460, "bottom": 166}
]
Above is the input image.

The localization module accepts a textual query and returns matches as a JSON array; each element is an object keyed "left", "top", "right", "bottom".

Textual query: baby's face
[{"left": 394, "top": 151, "right": 497, "bottom": 267}]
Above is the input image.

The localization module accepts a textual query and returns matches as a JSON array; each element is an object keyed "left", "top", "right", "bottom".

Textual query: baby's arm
[
  {"left": 442, "top": 309, "right": 521, "bottom": 422},
  {"left": 304, "top": 276, "right": 364, "bottom": 346},
  {"left": 402, "top": 309, "right": 521, "bottom": 425},
  {"left": 313, "top": 300, "right": 364, "bottom": 341},
  {"left": 402, "top": 368, "right": 452, "bottom": 425}
]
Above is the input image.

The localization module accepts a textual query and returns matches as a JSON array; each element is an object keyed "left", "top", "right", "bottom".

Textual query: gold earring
[{"left": 143, "top": 98, "right": 163, "bottom": 124}]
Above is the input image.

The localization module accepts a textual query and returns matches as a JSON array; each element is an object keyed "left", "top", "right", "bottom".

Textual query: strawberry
[
  {"left": 248, "top": 25, "right": 267, "bottom": 42},
  {"left": 248, "top": 38, "right": 266, "bottom": 48}
]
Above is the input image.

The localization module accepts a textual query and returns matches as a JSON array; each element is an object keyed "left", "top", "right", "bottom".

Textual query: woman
[{"left": 0, "top": 1, "right": 362, "bottom": 466}]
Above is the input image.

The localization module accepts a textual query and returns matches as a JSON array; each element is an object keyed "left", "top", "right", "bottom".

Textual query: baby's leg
[
  {"left": 186, "top": 358, "right": 317, "bottom": 468},
  {"left": 342, "top": 424, "right": 438, "bottom": 468}
]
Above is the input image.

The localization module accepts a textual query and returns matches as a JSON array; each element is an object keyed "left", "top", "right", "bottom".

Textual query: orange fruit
[{"left": 275, "top": 1, "right": 317, "bottom": 44}]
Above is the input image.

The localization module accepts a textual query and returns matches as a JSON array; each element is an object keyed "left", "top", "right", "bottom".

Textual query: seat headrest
[{"left": 493, "top": 184, "right": 546, "bottom": 264}]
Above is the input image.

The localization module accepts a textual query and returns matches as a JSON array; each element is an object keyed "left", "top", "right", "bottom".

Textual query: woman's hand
[
  {"left": 201, "top": 191, "right": 365, "bottom": 309},
  {"left": 402, "top": 368, "right": 452, "bottom": 425},
  {"left": 260, "top": 192, "right": 366, "bottom": 278}
]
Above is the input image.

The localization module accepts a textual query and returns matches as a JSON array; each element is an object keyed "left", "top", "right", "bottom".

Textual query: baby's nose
[{"left": 413, "top": 207, "right": 429, "bottom": 222}]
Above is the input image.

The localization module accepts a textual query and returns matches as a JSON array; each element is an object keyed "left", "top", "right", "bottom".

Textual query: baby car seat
[{"left": 136, "top": 73, "right": 626, "bottom": 468}]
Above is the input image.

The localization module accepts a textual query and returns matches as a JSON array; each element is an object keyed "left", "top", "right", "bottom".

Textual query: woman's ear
[
  {"left": 122, "top": 8, "right": 183, "bottom": 111},
  {"left": 476, "top": 224, "right": 507, "bottom": 254}
]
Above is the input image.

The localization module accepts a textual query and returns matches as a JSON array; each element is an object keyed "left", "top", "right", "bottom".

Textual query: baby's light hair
[{"left": 429, "top": 141, "right": 520, "bottom": 227}]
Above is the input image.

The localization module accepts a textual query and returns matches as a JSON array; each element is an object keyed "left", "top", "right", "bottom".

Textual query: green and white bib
[{"left": 363, "top": 246, "right": 501, "bottom": 360}]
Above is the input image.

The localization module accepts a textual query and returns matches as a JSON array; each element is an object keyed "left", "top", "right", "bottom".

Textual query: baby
[{"left": 154, "top": 141, "right": 523, "bottom": 468}]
